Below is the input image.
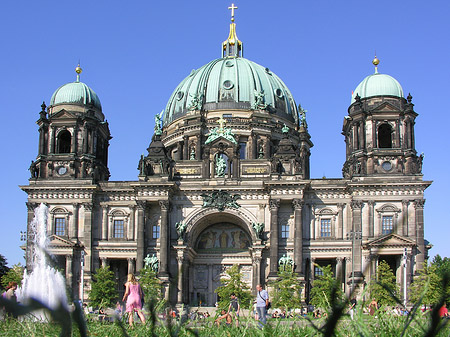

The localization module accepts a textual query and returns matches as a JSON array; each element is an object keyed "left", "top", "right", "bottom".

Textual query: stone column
[
  {"left": 269, "top": 199, "right": 280, "bottom": 277},
  {"left": 310, "top": 258, "right": 316, "bottom": 281},
  {"left": 293, "top": 199, "right": 303, "bottom": 274},
  {"left": 136, "top": 201, "right": 146, "bottom": 272},
  {"left": 49, "top": 126, "right": 56, "bottom": 153},
  {"left": 368, "top": 201, "right": 374, "bottom": 237},
  {"left": 336, "top": 257, "right": 344, "bottom": 288},
  {"left": 25, "top": 202, "right": 38, "bottom": 271},
  {"left": 158, "top": 200, "right": 170, "bottom": 277},
  {"left": 208, "top": 264, "right": 213, "bottom": 306},
  {"left": 101, "top": 257, "right": 108, "bottom": 268},
  {"left": 176, "top": 248, "right": 186, "bottom": 304},
  {"left": 402, "top": 200, "right": 409, "bottom": 237},
  {"left": 252, "top": 247, "right": 264, "bottom": 291},
  {"left": 71, "top": 203, "right": 79, "bottom": 240},
  {"left": 82, "top": 203, "right": 93, "bottom": 277},
  {"left": 183, "top": 135, "right": 189, "bottom": 160},
  {"left": 414, "top": 199, "right": 425, "bottom": 271},
  {"left": 128, "top": 258, "right": 135, "bottom": 274},
  {"left": 128, "top": 205, "right": 135, "bottom": 241},
  {"left": 337, "top": 203, "right": 344, "bottom": 240},
  {"left": 66, "top": 254, "right": 73, "bottom": 289},
  {"left": 350, "top": 201, "right": 363, "bottom": 282},
  {"left": 101, "top": 205, "right": 108, "bottom": 240}
]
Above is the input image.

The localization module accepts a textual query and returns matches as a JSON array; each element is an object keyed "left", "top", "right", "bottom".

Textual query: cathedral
[{"left": 21, "top": 7, "right": 431, "bottom": 306}]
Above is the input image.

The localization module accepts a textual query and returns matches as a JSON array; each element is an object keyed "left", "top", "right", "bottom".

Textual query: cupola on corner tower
[
  {"left": 342, "top": 57, "right": 422, "bottom": 179},
  {"left": 31, "top": 65, "right": 111, "bottom": 182}
]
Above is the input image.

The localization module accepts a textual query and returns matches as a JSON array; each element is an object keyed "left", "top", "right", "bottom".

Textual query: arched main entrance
[{"left": 189, "top": 218, "right": 253, "bottom": 306}]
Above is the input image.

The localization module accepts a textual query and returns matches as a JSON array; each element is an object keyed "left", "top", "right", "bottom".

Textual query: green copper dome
[
  {"left": 50, "top": 81, "right": 102, "bottom": 111},
  {"left": 163, "top": 57, "right": 298, "bottom": 126},
  {"left": 351, "top": 72, "right": 403, "bottom": 103}
]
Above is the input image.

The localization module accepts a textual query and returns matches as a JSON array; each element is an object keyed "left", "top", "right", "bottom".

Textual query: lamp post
[{"left": 346, "top": 230, "right": 362, "bottom": 294}]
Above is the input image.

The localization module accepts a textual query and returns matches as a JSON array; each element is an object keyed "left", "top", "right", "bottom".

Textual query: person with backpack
[{"left": 255, "top": 284, "right": 269, "bottom": 327}]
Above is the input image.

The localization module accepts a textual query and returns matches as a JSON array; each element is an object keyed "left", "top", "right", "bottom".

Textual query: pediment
[
  {"left": 365, "top": 233, "right": 416, "bottom": 248},
  {"left": 50, "top": 109, "right": 77, "bottom": 120},
  {"left": 370, "top": 101, "right": 402, "bottom": 113},
  {"left": 206, "top": 135, "right": 238, "bottom": 148},
  {"left": 48, "top": 235, "right": 77, "bottom": 248}
]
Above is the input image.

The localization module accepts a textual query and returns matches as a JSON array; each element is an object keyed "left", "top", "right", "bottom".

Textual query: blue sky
[{"left": 1, "top": 0, "right": 449, "bottom": 267}]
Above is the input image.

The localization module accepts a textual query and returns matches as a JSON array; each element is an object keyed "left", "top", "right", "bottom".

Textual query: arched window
[
  {"left": 57, "top": 130, "right": 71, "bottom": 153},
  {"left": 378, "top": 124, "right": 392, "bottom": 148}
]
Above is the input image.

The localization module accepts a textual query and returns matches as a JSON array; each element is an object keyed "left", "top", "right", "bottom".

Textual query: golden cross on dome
[
  {"left": 228, "top": 3, "right": 238, "bottom": 22},
  {"left": 218, "top": 115, "right": 227, "bottom": 130}
]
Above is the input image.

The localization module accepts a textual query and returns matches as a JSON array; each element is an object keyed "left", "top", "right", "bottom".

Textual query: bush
[
  {"left": 215, "top": 264, "right": 252, "bottom": 311},
  {"left": 88, "top": 266, "right": 117, "bottom": 310}
]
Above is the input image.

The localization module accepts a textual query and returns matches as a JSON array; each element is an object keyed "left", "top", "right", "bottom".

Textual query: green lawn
[{"left": 1, "top": 314, "right": 450, "bottom": 337}]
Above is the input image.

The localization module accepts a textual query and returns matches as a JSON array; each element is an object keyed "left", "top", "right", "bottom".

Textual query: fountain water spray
[{"left": 17, "top": 203, "right": 69, "bottom": 319}]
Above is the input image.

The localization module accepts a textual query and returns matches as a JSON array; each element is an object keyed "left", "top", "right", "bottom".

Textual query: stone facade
[{"left": 21, "top": 27, "right": 431, "bottom": 306}]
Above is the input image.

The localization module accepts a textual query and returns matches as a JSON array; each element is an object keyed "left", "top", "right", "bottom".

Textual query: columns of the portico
[
  {"left": 336, "top": 257, "right": 344, "bottom": 286},
  {"left": 101, "top": 257, "right": 108, "bottom": 268},
  {"left": 101, "top": 205, "right": 108, "bottom": 240},
  {"left": 82, "top": 203, "right": 93, "bottom": 277},
  {"left": 208, "top": 264, "right": 213, "bottom": 306},
  {"left": 136, "top": 201, "right": 146, "bottom": 272},
  {"left": 71, "top": 203, "right": 79, "bottom": 240},
  {"left": 66, "top": 254, "right": 73, "bottom": 289},
  {"left": 337, "top": 203, "right": 345, "bottom": 240},
  {"left": 128, "top": 205, "right": 135, "bottom": 241},
  {"left": 368, "top": 201, "right": 374, "bottom": 238},
  {"left": 293, "top": 199, "right": 303, "bottom": 274},
  {"left": 158, "top": 200, "right": 170, "bottom": 277},
  {"left": 350, "top": 201, "right": 363, "bottom": 278},
  {"left": 401, "top": 200, "right": 409, "bottom": 237},
  {"left": 269, "top": 199, "right": 280, "bottom": 277},
  {"left": 26, "top": 202, "right": 38, "bottom": 271},
  {"left": 414, "top": 199, "right": 425, "bottom": 271},
  {"left": 175, "top": 246, "right": 187, "bottom": 304},
  {"left": 252, "top": 247, "right": 264, "bottom": 290}
]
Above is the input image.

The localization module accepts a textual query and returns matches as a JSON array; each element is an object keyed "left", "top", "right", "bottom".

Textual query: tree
[
  {"left": 215, "top": 264, "right": 252, "bottom": 311},
  {"left": 0, "top": 254, "right": 10, "bottom": 290},
  {"left": 139, "top": 267, "right": 163, "bottom": 310},
  {"left": 409, "top": 261, "right": 442, "bottom": 306},
  {"left": 88, "top": 266, "right": 117, "bottom": 309},
  {"left": 1, "top": 263, "right": 24, "bottom": 290},
  {"left": 310, "top": 264, "right": 343, "bottom": 311},
  {"left": 369, "top": 260, "right": 399, "bottom": 307},
  {"left": 269, "top": 266, "right": 303, "bottom": 311}
]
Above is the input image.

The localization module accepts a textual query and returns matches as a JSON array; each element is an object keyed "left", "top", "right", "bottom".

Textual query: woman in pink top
[{"left": 122, "top": 273, "right": 146, "bottom": 326}]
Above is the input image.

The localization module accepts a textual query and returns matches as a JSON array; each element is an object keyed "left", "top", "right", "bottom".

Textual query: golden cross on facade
[
  {"left": 217, "top": 115, "right": 227, "bottom": 130},
  {"left": 228, "top": 3, "right": 238, "bottom": 22}
]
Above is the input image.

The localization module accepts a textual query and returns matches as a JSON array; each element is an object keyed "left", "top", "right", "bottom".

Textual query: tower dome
[
  {"left": 49, "top": 65, "right": 102, "bottom": 112},
  {"left": 351, "top": 57, "right": 403, "bottom": 103}
]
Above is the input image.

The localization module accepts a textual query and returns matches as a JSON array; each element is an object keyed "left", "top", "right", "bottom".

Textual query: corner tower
[
  {"left": 31, "top": 65, "right": 111, "bottom": 182},
  {"left": 342, "top": 57, "right": 422, "bottom": 179}
]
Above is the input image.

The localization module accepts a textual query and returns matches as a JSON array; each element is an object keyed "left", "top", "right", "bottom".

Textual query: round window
[
  {"left": 176, "top": 91, "right": 184, "bottom": 100},
  {"left": 274, "top": 88, "right": 284, "bottom": 98},
  {"left": 225, "top": 60, "right": 234, "bottom": 67},
  {"left": 223, "top": 80, "right": 234, "bottom": 90},
  {"left": 382, "top": 161, "right": 392, "bottom": 171}
]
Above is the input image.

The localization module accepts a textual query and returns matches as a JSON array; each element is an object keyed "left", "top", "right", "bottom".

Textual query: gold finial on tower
[
  {"left": 228, "top": 3, "right": 238, "bottom": 22},
  {"left": 372, "top": 54, "right": 380, "bottom": 74},
  {"left": 223, "top": 3, "right": 243, "bottom": 57},
  {"left": 75, "top": 64, "right": 82, "bottom": 82}
]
